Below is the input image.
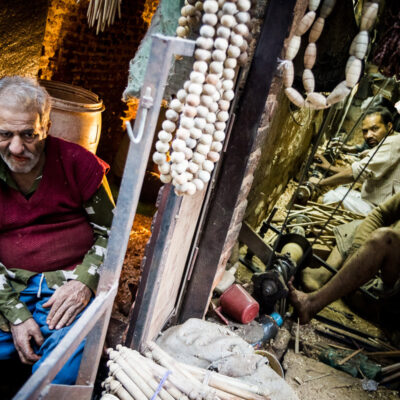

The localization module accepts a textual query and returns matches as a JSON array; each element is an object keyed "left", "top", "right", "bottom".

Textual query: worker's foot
[
  {"left": 301, "top": 267, "right": 332, "bottom": 292},
  {"left": 288, "top": 281, "right": 315, "bottom": 324}
]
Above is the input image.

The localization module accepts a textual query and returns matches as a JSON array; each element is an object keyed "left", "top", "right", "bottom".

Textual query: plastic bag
[{"left": 323, "top": 186, "right": 373, "bottom": 215}]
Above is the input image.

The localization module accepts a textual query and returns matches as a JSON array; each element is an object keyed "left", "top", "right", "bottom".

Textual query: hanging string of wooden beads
[
  {"left": 153, "top": 0, "right": 252, "bottom": 196},
  {"left": 283, "top": 0, "right": 379, "bottom": 109}
]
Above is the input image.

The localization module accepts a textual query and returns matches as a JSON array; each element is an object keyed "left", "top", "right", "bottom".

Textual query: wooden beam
[{"left": 178, "top": 0, "right": 297, "bottom": 322}]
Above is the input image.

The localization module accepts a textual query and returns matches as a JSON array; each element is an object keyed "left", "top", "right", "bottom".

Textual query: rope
[{"left": 150, "top": 370, "right": 171, "bottom": 400}]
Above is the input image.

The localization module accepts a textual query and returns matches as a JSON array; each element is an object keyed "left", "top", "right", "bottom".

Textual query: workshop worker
[
  {"left": 313, "top": 106, "right": 399, "bottom": 214},
  {"left": 290, "top": 191, "right": 400, "bottom": 335},
  {"left": 0, "top": 76, "right": 114, "bottom": 384}
]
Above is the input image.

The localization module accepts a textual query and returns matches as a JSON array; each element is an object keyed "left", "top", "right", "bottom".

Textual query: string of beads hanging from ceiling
[
  {"left": 152, "top": 0, "right": 252, "bottom": 196},
  {"left": 283, "top": 0, "right": 379, "bottom": 109}
]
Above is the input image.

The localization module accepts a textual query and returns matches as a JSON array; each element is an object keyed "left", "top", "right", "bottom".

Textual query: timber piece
[
  {"left": 337, "top": 348, "right": 364, "bottom": 366},
  {"left": 179, "top": 0, "right": 297, "bottom": 322},
  {"left": 380, "top": 370, "right": 400, "bottom": 383},
  {"left": 381, "top": 362, "right": 400, "bottom": 375},
  {"left": 367, "top": 351, "right": 400, "bottom": 358}
]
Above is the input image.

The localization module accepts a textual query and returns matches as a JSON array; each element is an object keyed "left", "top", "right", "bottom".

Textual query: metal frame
[{"left": 14, "top": 34, "right": 195, "bottom": 400}]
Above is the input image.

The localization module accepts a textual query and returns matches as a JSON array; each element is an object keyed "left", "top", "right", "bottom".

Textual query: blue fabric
[{"left": 0, "top": 274, "right": 90, "bottom": 385}]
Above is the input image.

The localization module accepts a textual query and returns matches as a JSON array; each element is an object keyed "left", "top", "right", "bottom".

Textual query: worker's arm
[
  {"left": 348, "top": 192, "right": 400, "bottom": 256},
  {"left": 314, "top": 154, "right": 345, "bottom": 174},
  {"left": 317, "top": 167, "right": 354, "bottom": 187}
]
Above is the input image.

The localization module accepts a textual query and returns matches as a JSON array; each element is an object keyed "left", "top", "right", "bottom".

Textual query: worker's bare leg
[
  {"left": 301, "top": 246, "right": 343, "bottom": 292},
  {"left": 290, "top": 228, "right": 400, "bottom": 324}
]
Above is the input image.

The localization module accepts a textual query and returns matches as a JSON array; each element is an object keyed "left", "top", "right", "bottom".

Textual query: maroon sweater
[{"left": 0, "top": 136, "right": 108, "bottom": 273}]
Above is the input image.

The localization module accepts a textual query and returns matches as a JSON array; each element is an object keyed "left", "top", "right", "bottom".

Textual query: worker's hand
[
  {"left": 359, "top": 149, "right": 370, "bottom": 159},
  {"left": 10, "top": 318, "right": 44, "bottom": 364},
  {"left": 43, "top": 280, "right": 92, "bottom": 330},
  {"left": 314, "top": 153, "right": 331, "bottom": 170}
]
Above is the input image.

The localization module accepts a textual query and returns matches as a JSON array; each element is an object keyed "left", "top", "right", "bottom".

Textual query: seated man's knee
[{"left": 369, "top": 228, "right": 400, "bottom": 247}]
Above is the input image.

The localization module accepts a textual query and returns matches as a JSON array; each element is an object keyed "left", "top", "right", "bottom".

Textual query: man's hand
[
  {"left": 43, "top": 280, "right": 92, "bottom": 330},
  {"left": 10, "top": 318, "right": 44, "bottom": 364},
  {"left": 314, "top": 154, "right": 331, "bottom": 170}
]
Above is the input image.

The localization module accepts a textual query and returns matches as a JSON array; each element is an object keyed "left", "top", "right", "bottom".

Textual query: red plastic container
[{"left": 219, "top": 284, "right": 259, "bottom": 324}]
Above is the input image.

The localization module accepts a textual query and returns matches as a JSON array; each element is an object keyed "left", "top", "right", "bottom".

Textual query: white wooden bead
[
  {"left": 174, "top": 187, "right": 184, "bottom": 196},
  {"left": 214, "top": 38, "right": 229, "bottom": 51},
  {"left": 175, "top": 160, "right": 189, "bottom": 174},
  {"left": 209, "top": 102, "right": 219, "bottom": 113},
  {"left": 153, "top": 151, "right": 167, "bottom": 165},
  {"left": 212, "top": 91, "right": 221, "bottom": 102},
  {"left": 208, "top": 151, "right": 220, "bottom": 163},
  {"left": 193, "top": 178, "right": 205, "bottom": 191},
  {"left": 188, "top": 162, "right": 199, "bottom": 174},
  {"left": 199, "top": 25, "right": 215, "bottom": 38},
  {"left": 204, "top": 123, "right": 215, "bottom": 135},
  {"left": 304, "top": 43, "right": 317, "bottom": 69},
  {"left": 200, "top": 134, "right": 213, "bottom": 145},
  {"left": 177, "top": 89, "right": 187, "bottom": 102},
  {"left": 174, "top": 173, "right": 187, "bottom": 186},
  {"left": 162, "top": 120, "right": 176, "bottom": 133},
  {"left": 186, "top": 93, "right": 201, "bottom": 107},
  {"left": 283, "top": 60, "right": 294, "bottom": 88},
  {"left": 227, "top": 45, "right": 241, "bottom": 58},
  {"left": 193, "top": 61, "right": 208, "bottom": 74},
  {"left": 206, "top": 74, "right": 219, "bottom": 85},
  {"left": 302, "top": 69, "right": 315, "bottom": 93},
  {"left": 178, "top": 16, "right": 187, "bottom": 26},
  {"left": 223, "top": 89, "right": 235, "bottom": 101},
  {"left": 361, "top": 2, "right": 379, "bottom": 31},
  {"left": 219, "top": 99, "right": 230, "bottom": 111},
  {"left": 188, "top": 83, "right": 203, "bottom": 95},
  {"left": 236, "top": 12, "right": 250, "bottom": 24},
  {"left": 194, "top": 117, "right": 206, "bottom": 129},
  {"left": 221, "top": 15, "right": 237, "bottom": 28},
  {"left": 183, "top": 105, "right": 197, "bottom": 118},
  {"left": 345, "top": 57, "right": 362, "bottom": 88},
  {"left": 196, "top": 105, "right": 209, "bottom": 118},
  {"left": 326, "top": 81, "right": 350, "bottom": 105},
  {"left": 181, "top": 116, "right": 195, "bottom": 129},
  {"left": 320, "top": 0, "right": 336, "bottom": 19},
  {"left": 223, "top": 68, "right": 235, "bottom": 80},
  {"left": 203, "top": 0, "right": 219, "bottom": 13},
  {"left": 212, "top": 49, "right": 227, "bottom": 62},
  {"left": 176, "top": 128, "right": 190, "bottom": 140},
  {"left": 285, "top": 87, "right": 305, "bottom": 108},
  {"left": 295, "top": 11, "right": 316, "bottom": 36},
  {"left": 238, "top": 52, "right": 248, "bottom": 65},
  {"left": 223, "top": 2, "right": 237, "bottom": 15},
  {"left": 198, "top": 170, "right": 211, "bottom": 183},
  {"left": 239, "top": 39, "right": 248, "bottom": 52},
  {"left": 233, "top": 24, "right": 249, "bottom": 37},
  {"left": 217, "top": 111, "right": 229, "bottom": 122},
  {"left": 237, "top": 0, "right": 251, "bottom": 12},
  {"left": 217, "top": 0, "right": 225, "bottom": 7},
  {"left": 159, "top": 162, "right": 171, "bottom": 175},
  {"left": 201, "top": 95, "right": 213, "bottom": 108},
  {"left": 183, "top": 80, "right": 191, "bottom": 91},
  {"left": 190, "top": 127, "right": 203, "bottom": 139},
  {"left": 230, "top": 34, "right": 244, "bottom": 47},
  {"left": 197, "top": 143, "right": 210, "bottom": 155},
  {"left": 158, "top": 130, "right": 173, "bottom": 143},
  {"left": 193, "top": 152, "right": 206, "bottom": 164},
  {"left": 176, "top": 26, "right": 187, "bottom": 37},
  {"left": 160, "top": 174, "right": 172, "bottom": 183},
  {"left": 203, "top": 13, "right": 218, "bottom": 26},
  {"left": 182, "top": 4, "right": 196, "bottom": 17},
  {"left": 156, "top": 141, "right": 170, "bottom": 153},
  {"left": 203, "top": 159, "right": 215, "bottom": 173},
  {"left": 349, "top": 31, "right": 369, "bottom": 59},
  {"left": 214, "top": 130, "right": 226, "bottom": 141},
  {"left": 223, "top": 60, "right": 236, "bottom": 72},
  {"left": 170, "top": 99, "right": 183, "bottom": 112},
  {"left": 195, "top": 1, "right": 203, "bottom": 11},
  {"left": 196, "top": 37, "right": 214, "bottom": 50},
  {"left": 307, "top": 92, "right": 327, "bottom": 109},
  {"left": 165, "top": 109, "right": 179, "bottom": 122},
  {"left": 190, "top": 71, "right": 205, "bottom": 84},
  {"left": 195, "top": 49, "right": 212, "bottom": 61},
  {"left": 184, "top": 182, "right": 197, "bottom": 195},
  {"left": 286, "top": 35, "right": 301, "bottom": 61},
  {"left": 211, "top": 141, "right": 223, "bottom": 152},
  {"left": 206, "top": 112, "right": 217, "bottom": 123},
  {"left": 170, "top": 170, "right": 178, "bottom": 179},
  {"left": 216, "top": 80, "right": 222, "bottom": 90},
  {"left": 308, "top": 0, "right": 321, "bottom": 12},
  {"left": 203, "top": 84, "right": 216, "bottom": 96},
  {"left": 309, "top": 17, "right": 325, "bottom": 43},
  {"left": 184, "top": 147, "right": 193, "bottom": 160},
  {"left": 215, "top": 121, "right": 226, "bottom": 131},
  {"left": 217, "top": 26, "right": 231, "bottom": 39},
  {"left": 171, "top": 150, "right": 185, "bottom": 162}
]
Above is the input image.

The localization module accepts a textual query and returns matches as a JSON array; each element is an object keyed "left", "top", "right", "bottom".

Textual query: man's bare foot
[{"left": 288, "top": 281, "right": 314, "bottom": 324}]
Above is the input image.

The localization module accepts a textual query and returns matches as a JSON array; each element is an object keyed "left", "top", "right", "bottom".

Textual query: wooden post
[{"left": 178, "top": 0, "right": 297, "bottom": 322}]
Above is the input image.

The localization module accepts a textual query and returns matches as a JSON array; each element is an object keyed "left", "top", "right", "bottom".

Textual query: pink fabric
[{"left": 0, "top": 136, "right": 109, "bottom": 273}]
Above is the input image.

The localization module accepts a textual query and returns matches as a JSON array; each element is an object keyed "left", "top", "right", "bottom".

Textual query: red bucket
[{"left": 220, "top": 284, "right": 259, "bottom": 324}]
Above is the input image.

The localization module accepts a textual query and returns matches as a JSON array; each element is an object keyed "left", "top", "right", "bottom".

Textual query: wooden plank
[
  {"left": 178, "top": 0, "right": 297, "bottom": 322},
  {"left": 44, "top": 384, "right": 93, "bottom": 400}
]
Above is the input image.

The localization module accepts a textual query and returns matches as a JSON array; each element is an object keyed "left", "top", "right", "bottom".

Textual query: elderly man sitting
[
  {"left": 290, "top": 191, "right": 400, "bottom": 337},
  {"left": 0, "top": 76, "right": 114, "bottom": 384}
]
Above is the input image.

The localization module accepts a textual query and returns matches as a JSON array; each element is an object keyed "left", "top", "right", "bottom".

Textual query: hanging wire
[{"left": 288, "top": 101, "right": 311, "bottom": 127}]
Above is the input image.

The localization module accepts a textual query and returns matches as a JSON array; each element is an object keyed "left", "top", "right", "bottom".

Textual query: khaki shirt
[{"left": 352, "top": 133, "right": 400, "bottom": 207}]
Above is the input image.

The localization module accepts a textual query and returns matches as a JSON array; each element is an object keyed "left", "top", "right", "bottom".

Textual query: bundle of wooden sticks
[{"left": 101, "top": 341, "right": 271, "bottom": 400}]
